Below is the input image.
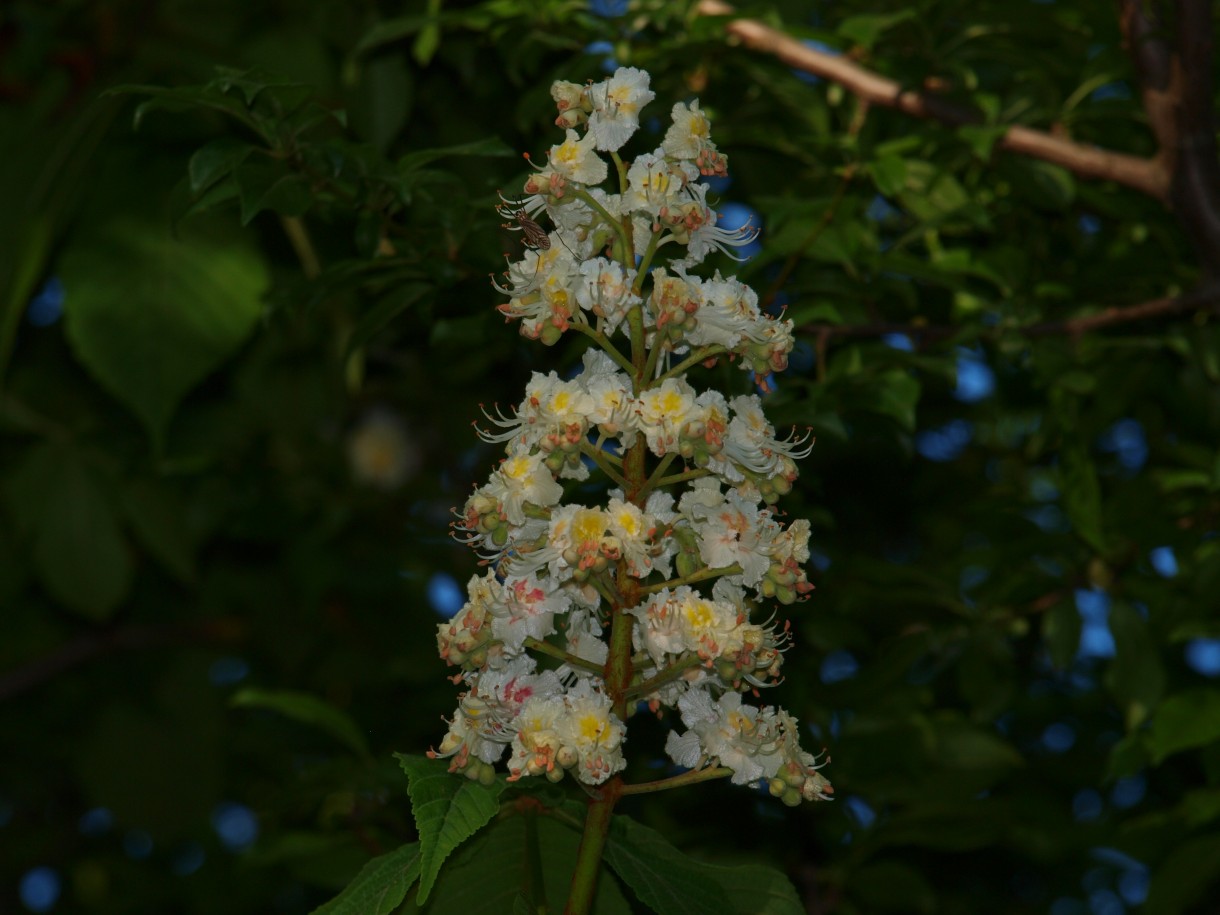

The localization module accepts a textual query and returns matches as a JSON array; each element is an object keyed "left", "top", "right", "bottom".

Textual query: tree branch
[
  {"left": 797, "top": 282, "right": 1220, "bottom": 347},
  {"left": 0, "top": 618, "right": 246, "bottom": 702},
  {"left": 1120, "top": 0, "right": 1220, "bottom": 268},
  {"left": 697, "top": 0, "right": 1170, "bottom": 200}
]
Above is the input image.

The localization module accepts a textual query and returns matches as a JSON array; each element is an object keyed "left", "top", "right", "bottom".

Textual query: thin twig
[
  {"left": 796, "top": 282, "right": 1220, "bottom": 347},
  {"left": 0, "top": 619, "right": 246, "bottom": 702}
]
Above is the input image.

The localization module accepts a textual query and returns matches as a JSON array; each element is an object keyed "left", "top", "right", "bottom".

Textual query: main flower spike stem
[
  {"left": 563, "top": 776, "right": 621, "bottom": 915},
  {"left": 523, "top": 808, "right": 550, "bottom": 915},
  {"left": 566, "top": 420, "right": 649, "bottom": 914}
]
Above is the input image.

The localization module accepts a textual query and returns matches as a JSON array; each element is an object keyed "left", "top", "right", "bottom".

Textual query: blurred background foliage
[{"left": 2, "top": 0, "right": 1219, "bottom": 912}]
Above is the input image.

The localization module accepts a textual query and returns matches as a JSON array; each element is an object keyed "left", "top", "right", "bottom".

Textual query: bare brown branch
[{"left": 697, "top": 0, "right": 1170, "bottom": 199}]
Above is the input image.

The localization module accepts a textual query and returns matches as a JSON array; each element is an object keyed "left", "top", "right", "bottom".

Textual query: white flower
[
  {"left": 625, "top": 151, "right": 695, "bottom": 218},
  {"left": 578, "top": 350, "right": 639, "bottom": 447},
  {"left": 709, "top": 395, "right": 813, "bottom": 491},
  {"left": 554, "top": 680, "right": 626, "bottom": 784},
  {"left": 665, "top": 689, "right": 777, "bottom": 786},
  {"left": 662, "top": 101, "right": 713, "bottom": 160},
  {"left": 547, "top": 128, "right": 609, "bottom": 185},
  {"left": 483, "top": 450, "right": 564, "bottom": 524},
  {"left": 587, "top": 67, "right": 655, "bottom": 151},
  {"left": 489, "top": 572, "right": 570, "bottom": 653},
  {"left": 636, "top": 376, "right": 699, "bottom": 455},
  {"left": 576, "top": 257, "right": 641, "bottom": 335},
  {"left": 631, "top": 584, "right": 746, "bottom": 664},
  {"left": 680, "top": 479, "right": 775, "bottom": 587}
]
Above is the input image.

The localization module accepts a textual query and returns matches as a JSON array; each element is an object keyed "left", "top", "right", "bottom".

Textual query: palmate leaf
[
  {"left": 605, "top": 814, "right": 803, "bottom": 915},
  {"left": 396, "top": 753, "right": 508, "bottom": 903},
  {"left": 311, "top": 842, "right": 421, "bottom": 915}
]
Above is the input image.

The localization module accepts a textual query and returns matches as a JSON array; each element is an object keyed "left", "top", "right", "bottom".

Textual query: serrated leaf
[
  {"left": 1147, "top": 689, "right": 1220, "bottom": 763},
  {"left": 59, "top": 217, "right": 267, "bottom": 447},
  {"left": 233, "top": 162, "right": 313, "bottom": 224},
  {"left": 188, "top": 138, "right": 255, "bottom": 195},
  {"left": 311, "top": 842, "right": 421, "bottom": 915},
  {"left": 110, "top": 83, "right": 256, "bottom": 132},
  {"left": 397, "top": 753, "right": 508, "bottom": 903},
  {"left": 231, "top": 688, "right": 370, "bottom": 758},
  {"left": 605, "top": 814, "right": 802, "bottom": 915}
]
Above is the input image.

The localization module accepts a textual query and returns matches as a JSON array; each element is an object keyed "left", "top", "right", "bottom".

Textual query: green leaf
[
  {"left": 1146, "top": 833, "right": 1220, "bottom": 914},
  {"left": 869, "top": 156, "right": 907, "bottom": 198},
  {"left": 14, "top": 444, "right": 133, "bottom": 619},
  {"left": 1060, "top": 441, "right": 1105, "bottom": 551},
  {"left": 407, "top": 810, "right": 630, "bottom": 915},
  {"left": 957, "top": 124, "right": 1007, "bottom": 161},
  {"left": 344, "top": 283, "right": 432, "bottom": 359},
  {"left": 398, "top": 136, "right": 515, "bottom": 173},
  {"left": 1147, "top": 689, "right": 1220, "bottom": 764},
  {"left": 837, "top": 10, "right": 916, "bottom": 49},
  {"left": 413, "top": 0, "right": 442, "bottom": 66},
  {"left": 1004, "top": 159, "right": 1075, "bottom": 211},
  {"left": 1107, "top": 602, "right": 1165, "bottom": 730},
  {"left": 397, "top": 753, "right": 508, "bottom": 903},
  {"left": 605, "top": 814, "right": 803, "bottom": 915},
  {"left": 233, "top": 161, "right": 313, "bottom": 225},
  {"left": 119, "top": 478, "right": 196, "bottom": 583},
  {"left": 852, "top": 860, "right": 936, "bottom": 913},
  {"left": 231, "top": 688, "right": 371, "bottom": 758},
  {"left": 311, "top": 843, "right": 421, "bottom": 915},
  {"left": 59, "top": 217, "right": 268, "bottom": 446},
  {"left": 863, "top": 370, "right": 921, "bottom": 431},
  {"left": 1044, "top": 590, "right": 1083, "bottom": 668},
  {"left": 188, "top": 138, "right": 256, "bottom": 195},
  {"left": 933, "top": 718, "right": 1023, "bottom": 770}
]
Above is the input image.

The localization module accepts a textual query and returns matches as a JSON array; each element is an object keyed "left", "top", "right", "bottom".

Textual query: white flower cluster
[{"left": 431, "top": 68, "right": 830, "bottom": 804}]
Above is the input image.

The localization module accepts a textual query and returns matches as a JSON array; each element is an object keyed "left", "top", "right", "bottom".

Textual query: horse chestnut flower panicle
[{"left": 429, "top": 67, "right": 830, "bottom": 802}]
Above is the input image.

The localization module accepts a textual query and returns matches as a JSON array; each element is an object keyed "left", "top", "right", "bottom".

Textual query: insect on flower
[{"left": 498, "top": 203, "right": 551, "bottom": 251}]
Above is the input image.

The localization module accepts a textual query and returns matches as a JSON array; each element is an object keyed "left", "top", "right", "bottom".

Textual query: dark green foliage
[{"left": 3, "top": 0, "right": 1219, "bottom": 913}]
